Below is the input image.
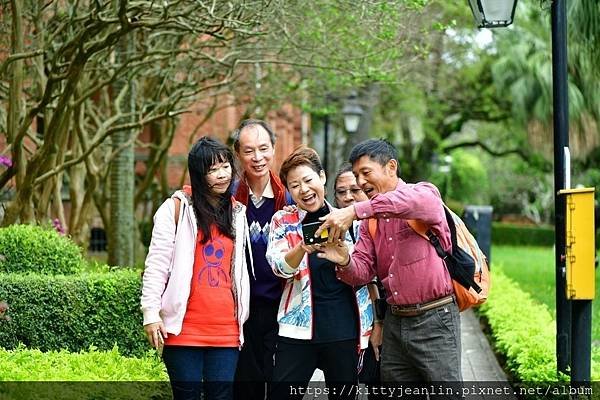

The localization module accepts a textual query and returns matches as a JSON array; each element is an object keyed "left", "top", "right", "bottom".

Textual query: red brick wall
[{"left": 164, "top": 101, "right": 306, "bottom": 188}]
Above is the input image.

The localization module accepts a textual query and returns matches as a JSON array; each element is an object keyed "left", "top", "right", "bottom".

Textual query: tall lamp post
[
  {"left": 468, "top": 0, "right": 591, "bottom": 383},
  {"left": 341, "top": 91, "right": 364, "bottom": 164},
  {"left": 322, "top": 92, "right": 364, "bottom": 176},
  {"left": 549, "top": 0, "right": 573, "bottom": 378}
]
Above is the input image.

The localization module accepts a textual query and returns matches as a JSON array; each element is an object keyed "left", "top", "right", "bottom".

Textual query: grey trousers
[{"left": 381, "top": 300, "right": 462, "bottom": 383}]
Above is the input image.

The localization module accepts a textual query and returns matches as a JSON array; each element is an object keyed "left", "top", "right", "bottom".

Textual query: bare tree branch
[
  {"left": 442, "top": 140, "right": 548, "bottom": 169},
  {"left": 0, "top": 50, "right": 45, "bottom": 76},
  {"left": 33, "top": 108, "right": 188, "bottom": 185}
]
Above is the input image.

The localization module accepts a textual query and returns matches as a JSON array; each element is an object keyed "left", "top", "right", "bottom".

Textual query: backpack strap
[
  {"left": 407, "top": 215, "right": 450, "bottom": 260},
  {"left": 367, "top": 218, "right": 430, "bottom": 239},
  {"left": 408, "top": 209, "right": 481, "bottom": 292},
  {"left": 368, "top": 218, "right": 377, "bottom": 239},
  {"left": 406, "top": 219, "right": 429, "bottom": 239}
]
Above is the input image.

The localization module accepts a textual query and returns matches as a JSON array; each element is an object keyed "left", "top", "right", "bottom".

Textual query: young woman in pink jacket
[{"left": 141, "top": 136, "right": 251, "bottom": 400}]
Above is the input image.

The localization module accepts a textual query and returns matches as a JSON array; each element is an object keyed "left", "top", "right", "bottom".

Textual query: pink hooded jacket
[{"left": 140, "top": 190, "right": 251, "bottom": 347}]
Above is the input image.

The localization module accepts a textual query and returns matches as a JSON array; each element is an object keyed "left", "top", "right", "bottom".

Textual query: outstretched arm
[
  {"left": 315, "top": 205, "right": 357, "bottom": 242},
  {"left": 354, "top": 182, "right": 444, "bottom": 225}
]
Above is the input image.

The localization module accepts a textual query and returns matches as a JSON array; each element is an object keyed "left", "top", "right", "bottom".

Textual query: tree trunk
[
  {"left": 7, "top": 0, "right": 25, "bottom": 201},
  {"left": 107, "top": 34, "right": 136, "bottom": 267}
]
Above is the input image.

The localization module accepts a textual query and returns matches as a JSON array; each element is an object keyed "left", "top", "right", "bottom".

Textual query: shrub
[
  {"left": 0, "top": 224, "right": 84, "bottom": 274},
  {"left": 479, "top": 268, "right": 600, "bottom": 384},
  {"left": 479, "top": 271, "right": 562, "bottom": 382},
  {"left": 0, "top": 271, "right": 147, "bottom": 356},
  {"left": 492, "top": 223, "right": 554, "bottom": 247},
  {"left": 0, "top": 346, "right": 167, "bottom": 380},
  {"left": 0, "top": 347, "right": 169, "bottom": 399}
]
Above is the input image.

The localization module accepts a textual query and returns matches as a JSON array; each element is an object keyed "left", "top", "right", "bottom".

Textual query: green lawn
[{"left": 492, "top": 245, "right": 600, "bottom": 345}]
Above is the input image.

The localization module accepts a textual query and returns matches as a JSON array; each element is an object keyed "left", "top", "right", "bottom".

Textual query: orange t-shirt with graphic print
[{"left": 165, "top": 224, "right": 239, "bottom": 347}]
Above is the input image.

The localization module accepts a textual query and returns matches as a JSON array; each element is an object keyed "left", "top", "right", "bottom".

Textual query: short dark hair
[
  {"left": 334, "top": 163, "right": 354, "bottom": 190},
  {"left": 231, "top": 119, "right": 276, "bottom": 152},
  {"left": 279, "top": 146, "right": 323, "bottom": 188},
  {"left": 349, "top": 139, "right": 400, "bottom": 177}
]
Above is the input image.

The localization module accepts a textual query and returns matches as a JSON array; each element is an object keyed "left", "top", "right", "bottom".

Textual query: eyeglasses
[{"left": 334, "top": 188, "right": 363, "bottom": 198}]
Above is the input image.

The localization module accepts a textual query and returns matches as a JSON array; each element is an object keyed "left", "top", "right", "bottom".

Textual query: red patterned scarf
[{"left": 234, "top": 170, "right": 287, "bottom": 211}]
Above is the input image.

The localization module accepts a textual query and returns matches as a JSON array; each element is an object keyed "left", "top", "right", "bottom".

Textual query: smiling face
[
  {"left": 352, "top": 155, "right": 398, "bottom": 199},
  {"left": 286, "top": 164, "right": 326, "bottom": 212},
  {"left": 334, "top": 171, "right": 368, "bottom": 208},
  {"left": 236, "top": 124, "right": 275, "bottom": 182},
  {"left": 206, "top": 159, "right": 233, "bottom": 195}
]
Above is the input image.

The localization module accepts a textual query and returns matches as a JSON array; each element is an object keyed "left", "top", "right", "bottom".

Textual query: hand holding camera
[
  {"left": 302, "top": 221, "right": 329, "bottom": 244},
  {"left": 315, "top": 206, "right": 357, "bottom": 242}
]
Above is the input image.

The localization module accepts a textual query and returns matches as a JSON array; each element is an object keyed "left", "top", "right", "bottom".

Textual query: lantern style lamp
[
  {"left": 342, "top": 91, "right": 364, "bottom": 134},
  {"left": 468, "top": 0, "right": 518, "bottom": 28}
]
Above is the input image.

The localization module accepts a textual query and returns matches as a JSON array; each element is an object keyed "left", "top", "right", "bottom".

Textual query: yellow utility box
[{"left": 558, "top": 187, "right": 596, "bottom": 300}]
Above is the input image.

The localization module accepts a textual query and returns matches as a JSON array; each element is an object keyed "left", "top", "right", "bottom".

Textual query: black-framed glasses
[{"left": 334, "top": 188, "right": 363, "bottom": 198}]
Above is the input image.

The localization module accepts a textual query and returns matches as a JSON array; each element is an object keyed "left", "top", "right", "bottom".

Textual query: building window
[{"left": 89, "top": 227, "right": 107, "bottom": 252}]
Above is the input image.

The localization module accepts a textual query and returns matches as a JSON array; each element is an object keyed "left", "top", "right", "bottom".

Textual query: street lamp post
[
  {"left": 469, "top": 0, "right": 591, "bottom": 383},
  {"left": 323, "top": 113, "right": 330, "bottom": 176},
  {"left": 322, "top": 92, "right": 364, "bottom": 177},
  {"left": 341, "top": 91, "right": 365, "bottom": 165},
  {"left": 551, "top": 1, "right": 592, "bottom": 385},
  {"left": 550, "top": 0, "right": 572, "bottom": 377}
]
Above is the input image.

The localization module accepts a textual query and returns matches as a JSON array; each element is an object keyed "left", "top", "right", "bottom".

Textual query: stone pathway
[{"left": 302, "top": 309, "right": 516, "bottom": 400}]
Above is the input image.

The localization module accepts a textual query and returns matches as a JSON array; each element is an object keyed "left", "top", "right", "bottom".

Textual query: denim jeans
[{"left": 162, "top": 346, "right": 239, "bottom": 400}]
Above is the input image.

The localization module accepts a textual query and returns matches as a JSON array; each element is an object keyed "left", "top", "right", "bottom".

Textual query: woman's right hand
[
  {"left": 144, "top": 321, "right": 168, "bottom": 349},
  {"left": 284, "top": 241, "right": 318, "bottom": 269}
]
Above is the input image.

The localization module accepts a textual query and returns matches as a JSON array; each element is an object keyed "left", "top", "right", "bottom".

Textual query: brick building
[{"left": 155, "top": 101, "right": 307, "bottom": 188}]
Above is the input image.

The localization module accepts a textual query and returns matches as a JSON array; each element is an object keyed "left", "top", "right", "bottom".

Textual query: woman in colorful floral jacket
[{"left": 266, "top": 146, "right": 372, "bottom": 400}]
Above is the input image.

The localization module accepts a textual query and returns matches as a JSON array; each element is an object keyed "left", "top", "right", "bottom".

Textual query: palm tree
[{"left": 490, "top": 1, "right": 600, "bottom": 161}]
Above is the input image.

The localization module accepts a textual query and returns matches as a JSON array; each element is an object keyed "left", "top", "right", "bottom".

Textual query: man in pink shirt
[{"left": 315, "top": 139, "right": 462, "bottom": 387}]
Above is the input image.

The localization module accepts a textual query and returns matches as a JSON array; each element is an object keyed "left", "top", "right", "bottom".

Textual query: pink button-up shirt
[{"left": 336, "top": 180, "right": 454, "bottom": 306}]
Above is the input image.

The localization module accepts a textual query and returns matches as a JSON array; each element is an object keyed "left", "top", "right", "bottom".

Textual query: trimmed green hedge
[
  {"left": 492, "top": 223, "right": 555, "bottom": 247},
  {"left": 0, "top": 347, "right": 168, "bottom": 399},
  {"left": 479, "top": 269, "right": 600, "bottom": 382},
  {"left": 0, "top": 346, "right": 167, "bottom": 380},
  {"left": 0, "top": 224, "right": 84, "bottom": 274},
  {"left": 0, "top": 271, "right": 146, "bottom": 356}
]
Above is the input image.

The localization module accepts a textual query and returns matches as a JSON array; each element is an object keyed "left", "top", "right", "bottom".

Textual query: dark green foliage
[
  {"left": 0, "top": 271, "right": 147, "bottom": 357},
  {"left": 138, "top": 221, "right": 153, "bottom": 249},
  {"left": 492, "top": 223, "right": 554, "bottom": 247},
  {"left": 0, "top": 225, "right": 84, "bottom": 274}
]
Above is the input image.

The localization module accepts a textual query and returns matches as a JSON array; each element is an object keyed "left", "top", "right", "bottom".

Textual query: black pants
[
  {"left": 359, "top": 343, "right": 384, "bottom": 400},
  {"left": 234, "top": 301, "right": 279, "bottom": 400},
  {"left": 271, "top": 339, "right": 358, "bottom": 400}
]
